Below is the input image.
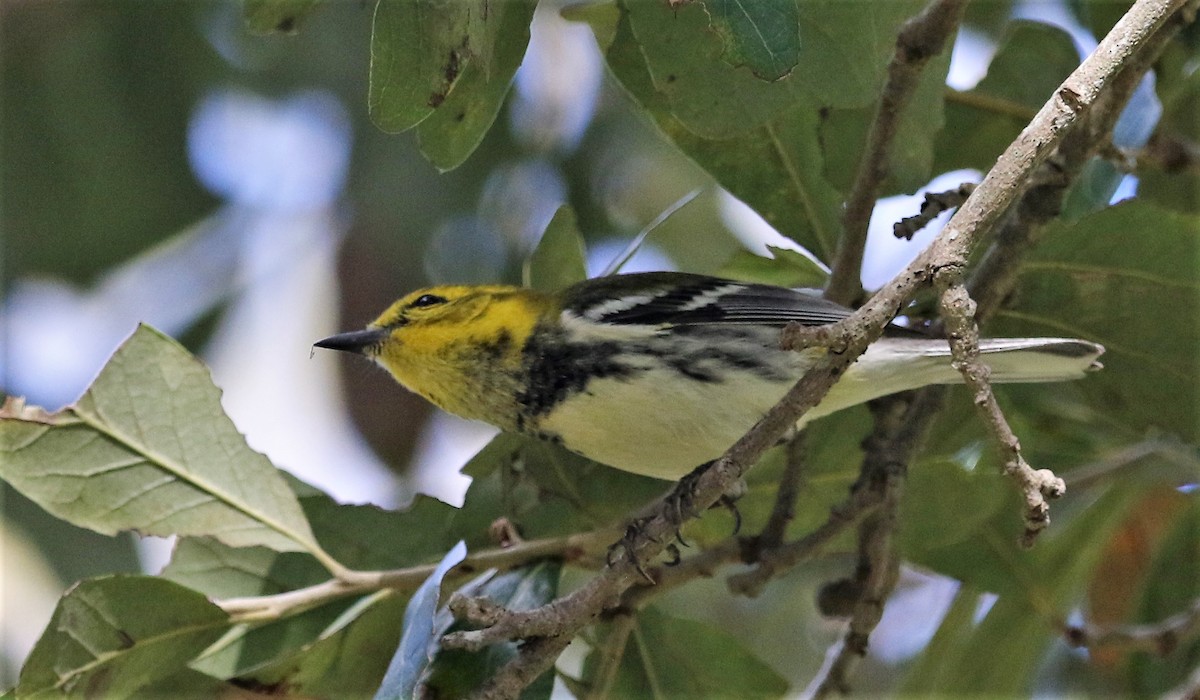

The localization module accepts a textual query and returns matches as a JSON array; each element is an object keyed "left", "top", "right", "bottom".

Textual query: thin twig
[
  {"left": 893, "top": 183, "right": 976, "bottom": 240},
  {"left": 826, "top": 0, "right": 968, "bottom": 305},
  {"left": 937, "top": 275, "right": 1064, "bottom": 547},
  {"left": 1064, "top": 597, "right": 1200, "bottom": 656},
  {"left": 582, "top": 612, "right": 638, "bottom": 700},
  {"left": 216, "top": 527, "right": 617, "bottom": 621},
  {"left": 809, "top": 392, "right": 935, "bottom": 697},
  {"left": 759, "top": 430, "right": 810, "bottom": 549}
]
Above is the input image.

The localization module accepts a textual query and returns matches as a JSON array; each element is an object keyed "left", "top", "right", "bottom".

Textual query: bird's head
[{"left": 314, "top": 284, "right": 548, "bottom": 424}]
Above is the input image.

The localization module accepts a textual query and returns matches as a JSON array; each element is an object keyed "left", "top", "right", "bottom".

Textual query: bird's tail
[{"left": 803, "top": 337, "right": 1105, "bottom": 425}]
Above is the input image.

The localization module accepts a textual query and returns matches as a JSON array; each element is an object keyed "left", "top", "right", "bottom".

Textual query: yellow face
[{"left": 362, "top": 284, "right": 549, "bottom": 425}]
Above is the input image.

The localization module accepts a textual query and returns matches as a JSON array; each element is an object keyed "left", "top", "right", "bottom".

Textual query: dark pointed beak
[{"left": 313, "top": 328, "right": 388, "bottom": 355}]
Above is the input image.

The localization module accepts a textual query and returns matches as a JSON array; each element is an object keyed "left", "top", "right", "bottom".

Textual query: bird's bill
[{"left": 313, "top": 328, "right": 389, "bottom": 354}]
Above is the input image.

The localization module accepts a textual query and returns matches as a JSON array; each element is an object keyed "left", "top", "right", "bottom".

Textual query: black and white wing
[{"left": 561, "top": 272, "right": 852, "bottom": 329}]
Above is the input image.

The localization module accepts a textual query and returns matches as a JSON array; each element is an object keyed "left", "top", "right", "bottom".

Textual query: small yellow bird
[{"left": 315, "top": 272, "right": 1103, "bottom": 480}]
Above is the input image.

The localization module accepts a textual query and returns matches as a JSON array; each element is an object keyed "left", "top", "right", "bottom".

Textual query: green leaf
[
  {"left": 0, "top": 325, "right": 320, "bottom": 555},
  {"left": 242, "top": 0, "right": 321, "bottom": 34},
  {"left": 417, "top": 0, "right": 536, "bottom": 170},
  {"left": 248, "top": 592, "right": 408, "bottom": 698},
  {"left": 369, "top": 0, "right": 495, "bottom": 133},
  {"left": 1128, "top": 496, "right": 1200, "bottom": 694},
  {"left": 717, "top": 245, "right": 830, "bottom": 288},
  {"left": 587, "top": 605, "right": 789, "bottom": 698},
  {"left": 990, "top": 201, "right": 1200, "bottom": 441},
  {"left": 624, "top": 0, "right": 796, "bottom": 138},
  {"left": 422, "top": 561, "right": 562, "bottom": 699},
  {"left": 374, "top": 542, "right": 467, "bottom": 700},
  {"left": 795, "top": 0, "right": 928, "bottom": 108},
  {"left": 703, "top": 0, "right": 800, "bottom": 82},
  {"left": 819, "top": 38, "right": 953, "bottom": 196},
  {"left": 523, "top": 205, "right": 588, "bottom": 292},
  {"left": 166, "top": 492, "right": 460, "bottom": 680},
  {"left": 17, "top": 576, "right": 229, "bottom": 698},
  {"left": 605, "top": 8, "right": 843, "bottom": 260},
  {"left": 900, "top": 459, "right": 1007, "bottom": 551},
  {"left": 904, "top": 483, "right": 1149, "bottom": 694},
  {"left": 450, "top": 433, "right": 666, "bottom": 545},
  {"left": 561, "top": 1, "right": 620, "bottom": 51},
  {"left": 935, "top": 21, "right": 1079, "bottom": 174}
]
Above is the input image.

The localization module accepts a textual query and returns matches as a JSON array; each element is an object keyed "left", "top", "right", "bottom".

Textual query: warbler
[{"left": 315, "top": 272, "right": 1103, "bottom": 481}]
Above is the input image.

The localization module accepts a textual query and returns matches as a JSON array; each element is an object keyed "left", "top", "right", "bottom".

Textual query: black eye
[{"left": 410, "top": 294, "right": 447, "bottom": 308}]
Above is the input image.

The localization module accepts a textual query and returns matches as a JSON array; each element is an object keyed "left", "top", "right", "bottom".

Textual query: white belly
[{"left": 538, "top": 364, "right": 797, "bottom": 480}]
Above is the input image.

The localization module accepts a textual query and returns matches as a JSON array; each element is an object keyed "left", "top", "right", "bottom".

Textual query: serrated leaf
[
  {"left": 422, "top": 561, "right": 562, "bottom": 699},
  {"left": 417, "top": 0, "right": 536, "bottom": 170},
  {"left": 587, "top": 605, "right": 789, "bottom": 698},
  {"left": 523, "top": 206, "right": 588, "bottom": 292},
  {"left": 243, "top": 0, "right": 321, "bottom": 34},
  {"left": 0, "top": 325, "right": 319, "bottom": 555},
  {"left": 369, "top": 0, "right": 494, "bottom": 133},
  {"left": 989, "top": 201, "right": 1200, "bottom": 441},
  {"left": 374, "top": 541, "right": 468, "bottom": 700},
  {"left": 17, "top": 576, "right": 229, "bottom": 698},
  {"left": 703, "top": 0, "right": 799, "bottom": 82}
]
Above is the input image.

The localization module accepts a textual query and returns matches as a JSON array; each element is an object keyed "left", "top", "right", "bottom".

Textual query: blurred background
[{"left": 0, "top": 0, "right": 1156, "bottom": 692}]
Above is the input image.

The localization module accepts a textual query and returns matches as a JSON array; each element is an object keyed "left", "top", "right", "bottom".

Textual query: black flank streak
[{"left": 517, "top": 327, "right": 641, "bottom": 418}]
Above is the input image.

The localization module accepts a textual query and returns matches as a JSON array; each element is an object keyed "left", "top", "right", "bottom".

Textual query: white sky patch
[{"left": 717, "top": 190, "right": 831, "bottom": 272}]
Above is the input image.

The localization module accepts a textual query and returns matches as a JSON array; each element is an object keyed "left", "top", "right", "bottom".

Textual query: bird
[{"left": 314, "top": 272, "right": 1104, "bottom": 481}]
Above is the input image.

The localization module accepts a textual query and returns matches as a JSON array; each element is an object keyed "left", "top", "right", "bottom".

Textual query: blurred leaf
[
  {"left": 249, "top": 592, "right": 407, "bottom": 698},
  {"left": 586, "top": 605, "right": 789, "bottom": 698},
  {"left": 0, "top": 325, "right": 319, "bottom": 554},
  {"left": 820, "top": 39, "right": 953, "bottom": 196},
  {"left": 18, "top": 576, "right": 229, "bottom": 697},
  {"left": 717, "top": 245, "right": 830, "bottom": 288},
  {"left": 905, "top": 484, "right": 1147, "bottom": 694},
  {"left": 417, "top": 0, "right": 536, "bottom": 171},
  {"left": 624, "top": 0, "right": 795, "bottom": 138},
  {"left": 369, "top": 0, "right": 495, "bottom": 133},
  {"left": 604, "top": 5, "right": 844, "bottom": 260},
  {"left": 1127, "top": 494, "right": 1200, "bottom": 694},
  {"left": 422, "top": 561, "right": 562, "bottom": 699},
  {"left": 901, "top": 459, "right": 1008, "bottom": 551},
  {"left": 523, "top": 205, "right": 588, "bottom": 292},
  {"left": 561, "top": 0, "right": 620, "bottom": 51},
  {"left": 935, "top": 21, "right": 1079, "bottom": 174},
  {"left": 794, "top": 0, "right": 928, "bottom": 109},
  {"left": 452, "top": 434, "right": 665, "bottom": 544},
  {"left": 703, "top": 0, "right": 800, "bottom": 82},
  {"left": 128, "top": 669, "right": 232, "bottom": 698},
  {"left": 243, "top": 0, "right": 321, "bottom": 34},
  {"left": 374, "top": 541, "right": 467, "bottom": 700},
  {"left": 991, "top": 201, "right": 1200, "bottom": 441}
]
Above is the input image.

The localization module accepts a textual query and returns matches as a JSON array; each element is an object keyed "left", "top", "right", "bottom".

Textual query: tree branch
[
  {"left": 1064, "top": 597, "right": 1200, "bottom": 657},
  {"left": 446, "top": 2, "right": 1189, "bottom": 696},
  {"left": 826, "top": 0, "right": 968, "bottom": 305},
  {"left": 937, "top": 275, "right": 1064, "bottom": 546}
]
